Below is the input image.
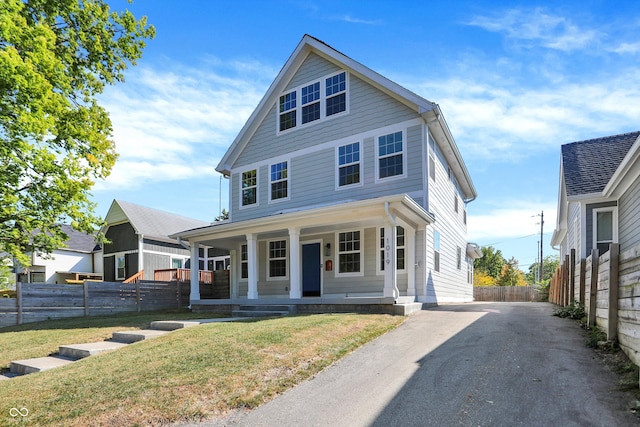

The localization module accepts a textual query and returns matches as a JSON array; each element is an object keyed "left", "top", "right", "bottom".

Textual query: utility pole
[{"left": 539, "top": 211, "right": 544, "bottom": 283}]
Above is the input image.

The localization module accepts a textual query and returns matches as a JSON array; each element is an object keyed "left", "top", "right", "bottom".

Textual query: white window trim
[
  {"left": 276, "top": 70, "right": 349, "bottom": 135},
  {"left": 375, "top": 129, "right": 407, "bottom": 183},
  {"left": 592, "top": 207, "right": 618, "bottom": 251},
  {"left": 376, "top": 226, "right": 406, "bottom": 275},
  {"left": 267, "top": 239, "right": 289, "bottom": 281},
  {"left": 433, "top": 230, "right": 441, "bottom": 273},
  {"left": 115, "top": 254, "right": 126, "bottom": 280},
  {"left": 335, "top": 141, "right": 363, "bottom": 190},
  {"left": 335, "top": 229, "right": 364, "bottom": 278},
  {"left": 239, "top": 168, "right": 259, "bottom": 210},
  {"left": 170, "top": 257, "right": 184, "bottom": 269},
  {"left": 269, "top": 160, "right": 290, "bottom": 203},
  {"left": 239, "top": 243, "right": 248, "bottom": 282}
]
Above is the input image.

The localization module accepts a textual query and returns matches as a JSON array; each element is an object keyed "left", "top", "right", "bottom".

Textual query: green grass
[{"left": 0, "top": 312, "right": 403, "bottom": 426}]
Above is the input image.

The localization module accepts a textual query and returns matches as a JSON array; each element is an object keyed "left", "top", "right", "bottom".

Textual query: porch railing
[
  {"left": 153, "top": 268, "right": 213, "bottom": 284},
  {"left": 123, "top": 270, "right": 144, "bottom": 284}
]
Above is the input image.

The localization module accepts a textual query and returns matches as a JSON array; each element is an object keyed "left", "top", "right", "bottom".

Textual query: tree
[
  {"left": 497, "top": 257, "right": 527, "bottom": 287},
  {"left": 474, "top": 246, "right": 506, "bottom": 279},
  {"left": 525, "top": 255, "right": 560, "bottom": 284},
  {"left": 473, "top": 271, "right": 496, "bottom": 287},
  {"left": 0, "top": 0, "right": 154, "bottom": 265},
  {"left": 214, "top": 209, "right": 229, "bottom": 222}
]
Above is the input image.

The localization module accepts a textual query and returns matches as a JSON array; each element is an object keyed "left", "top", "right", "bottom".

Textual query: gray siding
[
  {"left": 286, "top": 52, "right": 342, "bottom": 90},
  {"left": 143, "top": 241, "right": 190, "bottom": 256},
  {"left": 619, "top": 177, "right": 640, "bottom": 250},
  {"left": 144, "top": 252, "right": 170, "bottom": 280}
]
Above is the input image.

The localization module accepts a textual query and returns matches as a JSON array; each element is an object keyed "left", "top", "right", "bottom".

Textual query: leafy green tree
[
  {"left": 525, "top": 255, "right": 560, "bottom": 284},
  {"left": 474, "top": 246, "right": 506, "bottom": 279},
  {"left": 0, "top": 0, "right": 154, "bottom": 264},
  {"left": 214, "top": 209, "right": 229, "bottom": 222}
]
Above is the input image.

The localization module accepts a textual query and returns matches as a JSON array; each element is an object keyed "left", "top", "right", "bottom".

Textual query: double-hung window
[
  {"left": 434, "top": 231, "right": 441, "bottom": 272},
  {"left": 241, "top": 169, "right": 257, "bottom": 207},
  {"left": 270, "top": 161, "right": 289, "bottom": 201},
  {"left": 279, "top": 91, "right": 296, "bottom": 131},
  {"left": 326, "top": 72, "right": 346, "bottom": 116},
  {"left": 268, "top": 240, "right": 287, "bottom": 278},
  {"left": 240, "top": 244, "right": 248, "bottom": 280},
  {"left": 337, "top": 231, "right": 362, "bottom": 275},
  {"left": 379, "top": 226, "right": 405, "bottom": 272},
  {"left": 301, "top": 82, "right": 320, "bottom": 124},
  {"left": 593, "top": 208, "right": 617, "bottom": 254},
  {"left": 378, "top": 131, "right": 404, "bottom": 179},
  {"left": 338, "top": 142, "right": 360, "bottom": 187}
]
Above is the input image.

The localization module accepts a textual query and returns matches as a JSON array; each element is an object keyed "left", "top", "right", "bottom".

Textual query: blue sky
[{"left": 95, "top": 0, "right": 640, "bottom": 271}]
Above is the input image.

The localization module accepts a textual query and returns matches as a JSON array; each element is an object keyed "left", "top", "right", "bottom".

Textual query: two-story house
[{"left": 173, "top": 35, "right": 478, "bottom": 312}]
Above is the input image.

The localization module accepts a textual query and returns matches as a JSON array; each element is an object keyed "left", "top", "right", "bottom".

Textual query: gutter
[{"left": 384, "top": 202, "right": 400, "bottom": 301}]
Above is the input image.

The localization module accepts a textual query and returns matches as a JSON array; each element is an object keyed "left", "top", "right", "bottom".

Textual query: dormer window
[{"left": 277, "top": 71, "right": 348, "bottom": 133}]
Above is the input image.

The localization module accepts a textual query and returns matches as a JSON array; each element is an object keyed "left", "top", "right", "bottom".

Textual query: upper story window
[
  {"left": 429, "top": 155, "right": 436, "bottom": 181},
  {"left": 593, "top": 207, "right": 617, "bottom": 254},
  {"left": 241, "top": 169, "right": 257, "bottom": 207},
  {"left": 326, "top": 72, "right": 346, "bottom": 116},
  {"left": 279, "top": 91, "right": 297, "bottom": 131},
  {"left": 454, "top": 195, "right": 459, "bottom": 213},
  {"left": 377, "top": 131, "right": 404, "bottom": 180},
  {"left": 301, "top": 82, "right": 320, "bottom": 124},
  {"left": 277, "top": 71, "right": 348, "bottom": 133},
  {"left": 270, "top": 161, "right": 289, "bottom": 201},
  {"left": 337, "top": 142, "right": 360, "bottom": 187}
]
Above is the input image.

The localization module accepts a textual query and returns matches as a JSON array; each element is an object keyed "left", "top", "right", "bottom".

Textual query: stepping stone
[
  {"left": 150, "top": 320, "right": 204, "bottom": 331},
  {"left": 111, "top": 329, "right": 171, "bottom": 344},
  {"left": 10, "top": 356, "right": 75, "bottom": 375},
  {"left": 58, "top": 341, "right": 129, "bottom": 359}
]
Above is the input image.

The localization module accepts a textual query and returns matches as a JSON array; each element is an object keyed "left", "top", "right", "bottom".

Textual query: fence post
[
  {"left": 579, "top": 259, "right": 586, "bottom": 304},
  {"left": 136, "top": 281, "right": 141, "bottom": 312},
  {"left": 16, "top": 282, "right": 22, "bottom": 325},
  {"left": 177, "top": 280, "right": 182, "bottom": 308},
  {"left": 570, "top": 249, "right": 576, "bottom": 303},
  {"left": 588, "top": 249, "right": 599, "bottom": 327},
  {"left": 608, "top": 244, "right": 620, "bottom": 342},
  {"left": 84, "top": 281, "right": 90, "bottom": 317},
  {"left": 564, "top": 255, "right": 570, "bottom": 306}
]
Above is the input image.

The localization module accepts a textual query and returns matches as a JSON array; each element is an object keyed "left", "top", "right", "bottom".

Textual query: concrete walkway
[
  {"left": 182, "top": 302, "right": 640, "bottom": 427},
  {"left": 1, "top": 317, "right": 243, "bottom": 380}
]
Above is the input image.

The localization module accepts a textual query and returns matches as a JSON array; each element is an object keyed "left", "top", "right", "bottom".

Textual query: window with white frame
[
  {"left": 454, "top": 195, "right": 459, "bottom": 213},
  {"left": 338, "top": 142, "right": 360, "bottom": 187},
  {"left": 116, "top": 255, "right": 126, "bottom": 280},
  {"left": 270, "top": 161, "right": 288, "bottom": 201},
  {"left": 268, "top": 240, "right": 287, "bottom": 278},
  {"left": 301, "top": 82, "right": 320, "bottom": 124},
  {"left": 379, "top": 226, "right": 405, "bottom": 272},
  {"left": 429, "top": 155, "right": 435, "bottom": 180},
  {"left": 279, "top": 91, "right": 296, "bottom": 131},
  {"left": 593, "top": 208, "right": 617, "bottom": 254},
  {"left": 277, "top": 71, "right": 347, "bottom": 133},
  {"left": 456, "top": 246, "right": 462, "bottom": 270},
  {"left": 434, "top": 231, "right": 441, "bottom": 272},
  {"left": 241, "top": 169, "right": 257, "bottom": 207},
  {"left": 171, "top": 258, "right": 183, "bottom": 269},
  {"left": 377, "top": 131, "right": 404, "bottom": 179},
  {"left": 338, "top": 230, "right": 361, "bottom": 275},
  {"left": 326, "top": 72, "right": 346, "bottom": 116},
  {"left": 241, "top": 244, "right": 248, "bottom": 279}
]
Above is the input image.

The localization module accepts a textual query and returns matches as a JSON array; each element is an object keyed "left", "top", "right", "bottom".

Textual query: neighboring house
[
  {"left": 551, "top": 131, "right": 640, "bottom": 260},
  {"left": 102, "top": 200, "right": 228, "bottom": 282},
  {"left": 16, "top": 224, "right": 102, "bottom": 284},
  {"left": 174, "top": 35, "right": 478, "bottom": 307}
]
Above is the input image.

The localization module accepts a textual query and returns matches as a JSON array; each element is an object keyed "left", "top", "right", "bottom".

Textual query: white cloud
[
  {"left": 95, "top": 60, "right": 274, "bottom": 191},
  {"left": 337, "top": 15, "right": 383, "bottom": 25},
  {"left": 610, "top": 42, "right": 640, "bottom": 55},
  {"left": 468, "top": 200, "right": 557, "bottom": 242},
  {"left": 467, "top": 8, "right": 598, "bottom": 52}
]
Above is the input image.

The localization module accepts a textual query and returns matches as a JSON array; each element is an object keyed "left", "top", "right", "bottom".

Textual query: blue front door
[{"left": 302, "top": 243, "right": 321, "bottom": 297}]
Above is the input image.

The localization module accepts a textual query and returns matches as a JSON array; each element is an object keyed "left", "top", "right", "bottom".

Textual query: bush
[
  {"left": 585, "top": 325, "right": 608, "bottom": 348},
  {"left": 554, "top": 301, "right": 585, "bottom": 320}
]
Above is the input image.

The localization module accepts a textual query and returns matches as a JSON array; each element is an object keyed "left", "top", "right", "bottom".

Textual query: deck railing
[
  {"left": 153, "top": 268, "right": 213, "bottom": 284},
  {"left": 123, "top": 270, "right": 144, "bottom": 284}
]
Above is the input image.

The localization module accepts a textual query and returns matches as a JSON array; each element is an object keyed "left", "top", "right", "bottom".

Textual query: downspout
[{"left": 384, "top": 202, "right": 400, "bottom": 301}]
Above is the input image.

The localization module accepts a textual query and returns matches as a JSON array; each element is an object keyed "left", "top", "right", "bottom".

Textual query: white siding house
[{"left": 174, "top": 35, "right": 478, "bottom": 310}]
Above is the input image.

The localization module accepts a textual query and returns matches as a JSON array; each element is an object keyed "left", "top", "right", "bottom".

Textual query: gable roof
[
  {"left": 216, "top": 34, "right": 476, "bottom": 202},
  {"left": 59, "top": 224, "right": 99, "bottom": 253},
  {"left": 104, "top": 200, "right": 211, "bottom": 243},
  {"left": 561, "top": 131, "right": 640, "bottom": 197}
]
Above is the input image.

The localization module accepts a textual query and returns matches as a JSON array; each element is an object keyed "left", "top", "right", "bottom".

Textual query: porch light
[{"left": 325, "top": 243, "right": 331, "bottom": 256}]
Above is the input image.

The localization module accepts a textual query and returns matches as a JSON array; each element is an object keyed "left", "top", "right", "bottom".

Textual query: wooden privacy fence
[
  {"left": 474, "top": 286, "right": 544, "bottom": 302},
  {"left": 550, "top": 243, "right": 640, "bottom": 371}
]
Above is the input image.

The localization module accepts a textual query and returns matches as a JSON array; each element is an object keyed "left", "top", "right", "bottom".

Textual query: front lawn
[{"left": 0, "top": 312, "right": 403, "bottom": 426}]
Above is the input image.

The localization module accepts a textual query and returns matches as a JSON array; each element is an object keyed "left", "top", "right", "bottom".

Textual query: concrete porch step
[
  {"left": 111, "top": 329, "right": 171, "bottom": 344},
  {"left": 10, "top": 356, "right": 76, "bottom": 375},
  {"left": 393, "top": 302, "right": 424, "bottom": 316},
  {"left": 58, "top": 341, "right": 129, "bottom": 359}
]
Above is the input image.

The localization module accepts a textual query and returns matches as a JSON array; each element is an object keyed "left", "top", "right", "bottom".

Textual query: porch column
[
  {"left": 189, "top": 242, "right": 200, "bottom": 302},
  {"left": 289, "top": 227, "right": 301, "bottom": 299},
  {"left": 137, "top": 235, "right": 144, "bottom": 279},
  {"left": 383, "top": 225, "right": 397, "bottom": 299},
  {"left": 246, "top": 234, "right": 258, "bottom": 299},
  {"left": 407, "top": 226, "right": 416, "bottom": 297},
  {"left": 229, "top": 249, "right": 238, "bottom": 299}
]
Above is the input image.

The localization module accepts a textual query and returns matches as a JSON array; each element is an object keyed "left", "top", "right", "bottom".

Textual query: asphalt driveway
[{"left": 184, "top": 302, "right": 639, "bottom": 427}]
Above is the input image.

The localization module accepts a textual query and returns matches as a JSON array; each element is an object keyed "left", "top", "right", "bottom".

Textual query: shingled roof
[
  {"left": 561, "top": 131, "right": 640, "bottom": 197},
  {"left": 105, "top": 200, "right": 211, "bottom": 243},
  {"left": 59, "top": 224, "right": 100, "bottom": 253}
]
